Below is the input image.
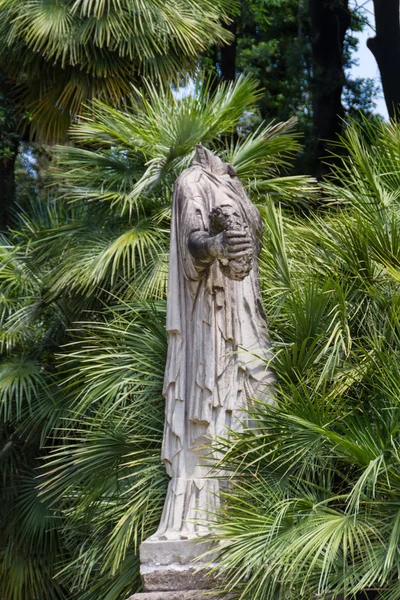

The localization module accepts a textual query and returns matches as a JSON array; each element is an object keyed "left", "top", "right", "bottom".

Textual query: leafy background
[{"left": 1, "top": 1, "right": 400, "bottom": 599}]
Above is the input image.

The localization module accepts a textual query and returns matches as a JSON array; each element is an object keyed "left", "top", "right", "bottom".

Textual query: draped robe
[{"left": 152, "top": 149, "right": 275, "bottom": 540}]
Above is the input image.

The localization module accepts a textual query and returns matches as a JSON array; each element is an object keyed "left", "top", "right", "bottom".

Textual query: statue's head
[{"left": 193, "top": 144, "right": 236, "bottom": 177}]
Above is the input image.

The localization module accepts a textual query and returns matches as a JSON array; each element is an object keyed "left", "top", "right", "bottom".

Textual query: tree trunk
[
  {"left": 309, "top": 0, "right": 350, "bottom": 176},
  {"left": 368, "top": 0, "right": 400, "bottom": 120},
  {"left": 0, "top": 72, "right": 22, "bottom": 231},
  {"left": 219, "top": 19, "right": 237, "bottom": 81},
  {"left": 0, "top": 151, "right": 18, "bottom": 231}
]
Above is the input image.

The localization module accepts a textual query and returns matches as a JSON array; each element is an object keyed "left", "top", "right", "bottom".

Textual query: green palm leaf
[{"left": 0, "top": 0, "right": 234, "bottom": 140}]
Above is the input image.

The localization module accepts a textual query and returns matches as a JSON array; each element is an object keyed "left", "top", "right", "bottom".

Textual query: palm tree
[
  {"left": 0, "top": 0, "right": 233, "bottom": 227},
  {"left": 45, "top": 76, "right": 313, "bottom": 302},
  {"left": 0, "top": 76, "right": 312, "bottom": 600},
  {"left": 0, "top": 0, "right": 234, "bottom": 140},
  {"left": 211, "top": 118, "right": 400, "bottom": 600}
]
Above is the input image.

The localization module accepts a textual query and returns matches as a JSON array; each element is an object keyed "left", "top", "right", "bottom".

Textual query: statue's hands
[
  {"left": 188, "top": 230, "right": 253, "bottom": 265},
  {"left": 208, "top": 230, "right": 253, "bottom": 260}
]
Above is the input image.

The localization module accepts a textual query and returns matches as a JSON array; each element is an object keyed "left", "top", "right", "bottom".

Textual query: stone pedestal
[
  {"left": 127, "top": 539, "right": 231, "bottom": 600},
  {"left": 141, "top": 563, "right": 218, "bottom": 592},
  {"left": 139, "top": 539, "right": 220, "bottom": 567}
]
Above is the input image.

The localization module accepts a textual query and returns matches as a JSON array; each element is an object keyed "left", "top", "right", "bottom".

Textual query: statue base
[
  {"left": 141, "top": 563, "right": 220, "bottom": 592},
  {"left": 139, "top": 538, "right": 220, "bottom": 566},
  {"left": 126, "top": 538, "right": 230, "bottom": 599}
]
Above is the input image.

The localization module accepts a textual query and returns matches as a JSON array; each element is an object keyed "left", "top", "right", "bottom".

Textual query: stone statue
[
  {"left": 152, "top": 145, "right": 274, "bottom": 541},
  {"left": 133, "top": 145, "right": 274, "bottom": 599}
]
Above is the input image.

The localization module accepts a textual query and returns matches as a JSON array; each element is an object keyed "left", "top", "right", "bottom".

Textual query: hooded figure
[{"left": 151, "top": 146, "right": 274, "bottom": 540}]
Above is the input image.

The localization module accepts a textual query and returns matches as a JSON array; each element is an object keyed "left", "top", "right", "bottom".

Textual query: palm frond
[{"left": 0, "top": 0, "right": 235, "bottom": 140}]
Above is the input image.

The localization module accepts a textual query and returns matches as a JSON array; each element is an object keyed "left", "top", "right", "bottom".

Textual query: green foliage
[
  {"left": 0, "top": 0, "right": 233, "bottom": 140},
  {"left": 236, "top": 0, "right": 311, "bottom": 126},
  {"left": 203, "top": 0, "right": 379, "bottom": 171},
  {"left": 47, "top": 76, "right": 313, "bottom": 302},
  {"left": 212, "top": 118, "right": 400, "bottom": 600},
  {"left": 0, "top": 77, "right": 309, "bottom": 599},
  {"left": 41, "top": 303, "right": 168, "bottom": 598}
]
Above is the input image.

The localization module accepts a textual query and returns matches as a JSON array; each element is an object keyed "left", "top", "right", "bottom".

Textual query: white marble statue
[{"left": 151, "top": 145, "right": 274, "bottom": 541}]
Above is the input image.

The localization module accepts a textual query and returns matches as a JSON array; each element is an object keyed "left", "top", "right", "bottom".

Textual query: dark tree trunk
[
  {"left": 0, "top": 72, "right": 22, "bottom": 231},
  {"left": 367, "top": 0, "right": 400, "bottom": 120},
  {"left": 219, "top": 20, "right": 237, "bottom": 81},
  {"left": 0, "top": 151, "right": 18, "bottom": 231},
  {"left": 309, "top": 0, "right": 350, "bottom": 176}
]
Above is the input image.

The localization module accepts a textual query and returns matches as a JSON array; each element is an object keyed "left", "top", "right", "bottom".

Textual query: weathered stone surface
[
  {"left": 141, "top": 563, "right": 222, "bottom": 592},
  {"left": 146, "top": 144, "right": 275, "bottom": 545},
  {"left": 140, "top": 539, "right": 219, "bottom": 567},
  {"left": 127, "top": 591, "right": 232, "bottom": 600}
]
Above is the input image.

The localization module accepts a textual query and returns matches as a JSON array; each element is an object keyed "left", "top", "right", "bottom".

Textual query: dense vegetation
[
  {"left": 0, "top": 77, "right": 313, "bottom": 599},
  {"left": 1, "top": 1, "right": 400, "bottom": 600},
  {"left": 216, "top": 120, "right": 400, "bottom": 600}
]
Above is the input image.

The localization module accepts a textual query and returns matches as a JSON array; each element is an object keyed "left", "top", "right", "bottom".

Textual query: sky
[{"left": 350, "top": 0, "right": 388, "bottom": 118}]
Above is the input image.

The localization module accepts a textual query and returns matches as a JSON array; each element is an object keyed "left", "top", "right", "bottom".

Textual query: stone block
[
  {"left": 140, "top": 563, "right": 222, "bottom": 592},
  {"left": 139, "top": 539, "right": 220, "bottom": 567}
]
